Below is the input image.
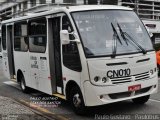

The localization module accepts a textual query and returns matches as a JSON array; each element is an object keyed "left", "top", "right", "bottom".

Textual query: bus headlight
[
  {"left": 102, "top": 77, "right": 109, "bottom": 83},
  {"left": 93, "top": 76, "right": 111, "bottom": 85},
  {"left": 94, "top": 76, "right": 101, "bottom": 82}
]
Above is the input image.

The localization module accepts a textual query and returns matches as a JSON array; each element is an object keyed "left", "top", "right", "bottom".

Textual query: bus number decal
[
  {"left": 107, "top": 68, "right": 131, "bottom": 78},
  {"left": 30, "top": 56, "right": 38, "bottom": 69}
]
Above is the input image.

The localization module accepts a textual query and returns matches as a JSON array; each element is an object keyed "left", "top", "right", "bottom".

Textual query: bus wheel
[
  {"left": 20, "top": 74, "right": 29, "bottom": 93},
  {"left": 132, "top": 95, "right": 150, "bottom": 104},
  {"left": 70, "top": 87, "right": 86, "bottom": 115}
]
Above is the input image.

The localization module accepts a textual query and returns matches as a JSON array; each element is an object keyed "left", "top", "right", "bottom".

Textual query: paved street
[{"left": 0, "top": 59, "right": 160, "bottom": 120}]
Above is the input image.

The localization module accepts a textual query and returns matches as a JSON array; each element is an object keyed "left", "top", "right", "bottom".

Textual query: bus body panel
[
  {"left": 14, "top": 52, "right": 52, "bottom": 95},
  {"left": 14, "top": 52, "right": 31, "bottom": 85},
  {"left": 32, "top": 53, "right": 52, "bottom": 94},
  {"left": 62, "top": 66, "right": 81, "bottom": 93}
]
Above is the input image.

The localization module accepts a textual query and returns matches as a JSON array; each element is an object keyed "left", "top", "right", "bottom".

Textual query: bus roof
[
  {"left": 1, "top": 5, "right": 132, "bottom": 24},
  {"left": 67, "top": 5, "right": 132, "bottom": 12}
]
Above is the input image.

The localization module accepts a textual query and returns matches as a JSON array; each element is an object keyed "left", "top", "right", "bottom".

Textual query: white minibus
[{"left": 1, "top": 5, "right": 158, "bottom": 114}]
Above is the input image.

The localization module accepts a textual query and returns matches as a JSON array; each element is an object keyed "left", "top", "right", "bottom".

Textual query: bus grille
[
  {"left": 109, "top": 91, "right": 131, "bottom": 99},
  {"left": 135, "top": 86, "right": 152, "bottom": 95},
  {"left": 134, "top": 72, "right": 150, "bottom": 81},
  {"left": 111, "top": 77, "right": 132, "bottom": 84},
  {"left": 111, "top": 71, "right": 150, "bottom": 84}
]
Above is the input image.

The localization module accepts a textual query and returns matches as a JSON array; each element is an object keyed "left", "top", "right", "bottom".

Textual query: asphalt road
[{"left": 0, "top": 59, "right": 160, "bottom": 120}]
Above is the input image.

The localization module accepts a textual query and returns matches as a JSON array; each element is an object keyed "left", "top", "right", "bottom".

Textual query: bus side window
[
  {"left": 14, "top": 22, "right": 28, "bottom": 52},
  {"left": 28, "top": 18, "right": 47, "bottom": 53},
  {"left": 2, "top": 25, "right": 6, "bottom": 50},
  {"left": 62, "top": 15, "right": 82, "bottom": 72}
]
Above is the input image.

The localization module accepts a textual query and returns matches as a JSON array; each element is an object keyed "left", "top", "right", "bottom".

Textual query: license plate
[{"left": 128, "top": 84, "right": 141, "bottom": 91}]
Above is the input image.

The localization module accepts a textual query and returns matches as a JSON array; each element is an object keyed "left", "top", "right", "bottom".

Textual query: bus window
[
  {"left": 28, "top": 18, "right": 46, "bottom": 53},
  {"left": 62, "top": 15, "right": 82, "bottom": 72},
  {"left": 14, "top": 22, "right": 28, "bottom": 51},
  {"left": 2, "top": 25, "right": 6, "bottom": 50}
]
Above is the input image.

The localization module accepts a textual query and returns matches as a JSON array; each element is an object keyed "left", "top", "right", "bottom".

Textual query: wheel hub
[
  {"left": 21, "top": 81, "right": 25, "bottom": 90},
  {"left": 73, "top": 93, "right": 81, "bottom": 107}
]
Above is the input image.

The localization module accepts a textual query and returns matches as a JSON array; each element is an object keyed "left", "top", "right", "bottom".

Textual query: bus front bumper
[{"left": 83, "top": 76, "right": 158, "bottom": 106}]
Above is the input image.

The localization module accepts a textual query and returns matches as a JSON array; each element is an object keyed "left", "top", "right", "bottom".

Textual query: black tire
[
  {"left": 132, "top": 95, "right": 150, "bottom": 104},
  {"left": 19, "top": 74, "right": 29, "bottom": 93},
  {"left": 70, "top": 87, "right": 86, "bottom": 115}
]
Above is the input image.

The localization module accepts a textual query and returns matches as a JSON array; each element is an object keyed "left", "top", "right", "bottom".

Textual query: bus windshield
[{"left": 71, "top": 10, "right": 154, "bottom": 58}]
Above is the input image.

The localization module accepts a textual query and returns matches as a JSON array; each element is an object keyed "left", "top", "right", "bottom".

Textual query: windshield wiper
[
  {"left": 117, "top": 23, "right": 147, "bottom": 54},
  {"left": 117, "top": 23, "right": 128, "bottom": 45},
  {"left": 111, "top": 23, "right": 122, "bottom": 58}
]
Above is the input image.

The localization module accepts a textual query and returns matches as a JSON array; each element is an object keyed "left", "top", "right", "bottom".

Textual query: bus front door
[{"left": 49, "top": 16, "right": 64, "bottom": 94}]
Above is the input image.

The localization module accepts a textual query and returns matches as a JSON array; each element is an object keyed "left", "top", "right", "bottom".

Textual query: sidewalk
[
  {"left": 0, "top": 96, "right": 48, "bottom": 120},
  {"left": 0, "top": 59, "right": 49, "bottom": 120}
]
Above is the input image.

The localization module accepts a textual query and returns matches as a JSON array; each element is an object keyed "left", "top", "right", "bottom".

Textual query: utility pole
[
  {"left": 97, "top": 0, "right": 101, "bottom": 5},
  {"left": 135, "top": 0, "right": 139, "bottom": 14}
]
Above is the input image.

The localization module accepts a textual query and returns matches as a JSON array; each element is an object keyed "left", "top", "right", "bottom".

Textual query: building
[
  {"left": 119, "top": 0, "right": 160, "bottom": 20},
  {"left": 0, "top": 0, "right": 119, "bottom": 20},
  {"left": 118, "top": 0, "right": 160, "bottom": 44},
  {"left": 0, "top": 0, "right": 160, "bottom": 43}
]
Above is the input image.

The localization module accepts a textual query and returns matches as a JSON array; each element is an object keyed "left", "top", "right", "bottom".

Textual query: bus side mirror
[
  {"left": 60, "top": 30, "right": 81, "bottom": 45},
  {"left": 60, "top": 30, "right": 70, "bottom": 45},
  {"left": 145, "top": 26, "right": 153, "bottom": 38},
  {"left": 149, "top": 33, "right": 153, "bottom": 38}
]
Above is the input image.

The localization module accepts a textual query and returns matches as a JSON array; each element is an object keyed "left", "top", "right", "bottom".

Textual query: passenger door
[
  {"left": 7, "top": 25, "right": 15, "bottom": 79},
  {"left": 2, "top": 25, "right": 10, "bottom": 78},
  {"left": 51, "top": 16, "right": 63, "bottom": 94}
]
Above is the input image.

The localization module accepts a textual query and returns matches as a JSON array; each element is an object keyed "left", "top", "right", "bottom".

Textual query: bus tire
[
  {"left": 132, "top": 95, "right": 150, "bottom": 104},
  {"left": 70, "top": 87, "right": 86, "bottom": 115},
  {"left": 19, "top": 74, "right": 29, "bottom": 93}
]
